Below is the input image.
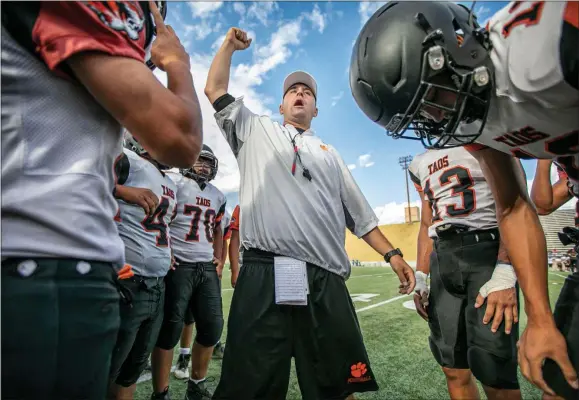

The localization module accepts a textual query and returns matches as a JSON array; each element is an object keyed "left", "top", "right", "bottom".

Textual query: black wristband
[
  {"left": 212, "top": 93, "right": 236, "bottom": 112},
  {"left": 384, "top": 248, "right": 403, "bottom": 263}
]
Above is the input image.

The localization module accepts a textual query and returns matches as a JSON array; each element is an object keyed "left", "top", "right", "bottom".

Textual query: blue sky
[{"left": 154, "top": 1, "right": 572, "bottom": 223}]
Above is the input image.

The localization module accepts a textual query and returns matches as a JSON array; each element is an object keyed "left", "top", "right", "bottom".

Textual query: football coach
[{"left": 204, "top": 27, "right": 416, "bottom": 400}]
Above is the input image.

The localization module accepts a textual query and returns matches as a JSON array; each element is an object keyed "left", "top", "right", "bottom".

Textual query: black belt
[
  {"left": 435, "top": 226, "right": 499, "bottom": 247},
  {"left": 174, "top": 258, "right": 214, "bottom": 269},
  {"left": 243, "top": 248, "right": 280, "bottom": 264}
]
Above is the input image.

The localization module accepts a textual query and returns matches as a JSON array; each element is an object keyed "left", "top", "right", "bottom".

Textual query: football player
[
  {"left": 410, "top": 147, "right": 520, "bottom": 399},
  {"left": 1, "top": 2, "right": 202, "bottom": 399},
  {"left": 151, "top": 145, "right": 226, "bottom": 400},
  {"left": 109, "top": 133, "right": 177, "bottom": 400},
  {"left": 350, "top": 1, "right": 579, "bottom": 397},
  {"left": 173, "top": 207, "right": 232, "bottom": 380}
]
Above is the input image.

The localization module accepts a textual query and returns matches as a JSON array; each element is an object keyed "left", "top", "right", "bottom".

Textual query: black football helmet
[
  {"left": 350, "top": 1, "right": 493, "bottom": 149},
  {"left": 181, "top": 145, "right": 218, "bottom": 187},
  {"left": 141, "top": 1, "right": 168, "bottom": 70},
  {"left": 123, "top": 131, "right": 169, "bottom": 170}
]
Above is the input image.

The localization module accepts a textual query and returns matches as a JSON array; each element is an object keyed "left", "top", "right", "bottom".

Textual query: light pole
[{"left": 398, "top": 155, "right": 414, "bottom": 223}]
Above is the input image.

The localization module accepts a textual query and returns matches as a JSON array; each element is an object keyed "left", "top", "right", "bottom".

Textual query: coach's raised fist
[{"left": 224, "top": 27, "right": 252, "bottom": 51}]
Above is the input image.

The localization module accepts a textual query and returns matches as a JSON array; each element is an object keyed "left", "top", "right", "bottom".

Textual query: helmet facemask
[
  {"left": 384, "top": 10, "right": 494, "bottom": 149},
  {"left": 180, "top": 150, "right": 218, "bottom": 188}
]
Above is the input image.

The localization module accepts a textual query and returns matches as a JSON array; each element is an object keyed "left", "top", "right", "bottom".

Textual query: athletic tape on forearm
[
  {"left": 414, "top": 271, "right": 429, "bottom": 296},
  {"left": 478, "top": 263, "right": 517, "bottom": 298}
]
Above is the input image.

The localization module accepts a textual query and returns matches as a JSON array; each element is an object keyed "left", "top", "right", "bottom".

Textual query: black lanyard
[{"left": 288, "top": 128, "right": 312, "bottom": 181}]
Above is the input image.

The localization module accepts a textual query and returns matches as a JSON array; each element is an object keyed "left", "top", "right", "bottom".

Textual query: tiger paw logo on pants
[{"left": 348, "top": 362, "right": 372, "bottom": 383}]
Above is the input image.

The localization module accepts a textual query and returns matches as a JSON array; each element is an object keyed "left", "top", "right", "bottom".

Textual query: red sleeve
[
  {"left": 32, "top": 1, "right": 148, "bottom": 74},
  {"left": 229, "top": 205, "right": 240, "bottom": 231}
]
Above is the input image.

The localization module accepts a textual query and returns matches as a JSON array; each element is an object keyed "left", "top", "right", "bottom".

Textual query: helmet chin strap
[{"left": 195, "top": 177, "right": 207, "bottom": 190}]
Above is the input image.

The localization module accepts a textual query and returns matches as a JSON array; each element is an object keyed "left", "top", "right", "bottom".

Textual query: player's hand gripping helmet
[
  {"left": 141, "top": 1, "right": 168, "bottom": 70},
  {"left": 349, "top": 1, "right": 493, "bottom": 149},
  {"left": 123, "top": 131, "right": 169, "bottom": 170},
  {"left": 181, "top": 145, "right": 218, "bottom": 187}
]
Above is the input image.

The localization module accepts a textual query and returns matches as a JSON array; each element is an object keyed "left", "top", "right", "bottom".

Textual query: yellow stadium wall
[{"left": 345, "top": 222, "right": 420, "bottom": 262}]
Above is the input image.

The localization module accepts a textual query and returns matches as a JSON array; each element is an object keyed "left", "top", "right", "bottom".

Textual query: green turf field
[{"left": 135, "top": 266, "right": 570, "bottom": 400}]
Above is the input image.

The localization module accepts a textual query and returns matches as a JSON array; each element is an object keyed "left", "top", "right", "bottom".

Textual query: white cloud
[
  {"left": 358, "top": 2, "right": 387, "bottom": 26},
  {"left": 305, "top": 4, "right": 326, "bottom": 33},
  {"left": 187, "top": 2, "right": 223, "bottom": 19},
  {"left": 331, "top": 91, "right": 344, "bottom": 107},
  {"left": 247, "top": 2, "right": 279, "bottom": 26},
  {"left": 184, "top": 20, "right": 218, "bottom": 41},
  {"left": 232, "top": 2, "right": 246, "bottom": 16},
  {"left": 475, "top": 5, "right": 491, "bottom": 19},
  {"left": 154, "top": 5, "right": 325, "bottom": 194},
  {"left": 358, "top": 154, "right": 375, "bottom": 168},
  {"left": 348, "top": 164, "right": 357, "bottom": 171},
  {"left": 234, "top": 2, "right": 280, "bottom": 28},
  {"left": 374, "top": 200, "right": 422, "bottom": 225}
]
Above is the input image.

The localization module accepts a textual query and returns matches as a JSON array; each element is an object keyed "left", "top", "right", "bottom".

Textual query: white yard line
[
  {"left": 549, "top": 271, "right": 570, "bottom": 279},
  {"left": 356, "top": 294, "right": 410, "bottom": 313},
  {"left": 350, "top": 273, "right": 391, "bottom": 279}
]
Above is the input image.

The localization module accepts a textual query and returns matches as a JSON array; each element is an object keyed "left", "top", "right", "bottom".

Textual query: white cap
[{"left": 283, "top": 70, "right": 317, "bottom": 99}]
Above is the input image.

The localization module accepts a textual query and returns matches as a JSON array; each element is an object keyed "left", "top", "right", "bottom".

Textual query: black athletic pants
[{"left": 213, "top": 248, "right": 379, "bottom": 400}]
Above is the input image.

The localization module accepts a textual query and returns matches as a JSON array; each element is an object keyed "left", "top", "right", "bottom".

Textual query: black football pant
[
  {"left": 1, "top": 258, "right": 120, "bottom": 400},
  {"left": 109, "top": 275, "right": 165, "bottom": 387},
  {"left": 428, "top": 228, "right": 520, "bottom": 390}
]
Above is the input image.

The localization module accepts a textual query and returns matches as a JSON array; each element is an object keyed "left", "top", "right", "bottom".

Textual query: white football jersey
[
  {"left": 409, "top": 147, "right": 497, "bottom": 238},
  {"left": 115, "top": 149, "right": 177, "bottom": 277},
  {"left": 459, "top": 2, "right": 579, "bottom": 192},
  {"left": 460, "top": 1, "right": 579, "bottom": 158},
  {"left": 168, "top": 172, "right": 227, "bottom": 263}
]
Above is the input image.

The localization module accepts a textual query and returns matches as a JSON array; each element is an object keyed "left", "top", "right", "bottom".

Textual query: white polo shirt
[{"left": 214, "top": 97, "right": 378, "bottom": 279}]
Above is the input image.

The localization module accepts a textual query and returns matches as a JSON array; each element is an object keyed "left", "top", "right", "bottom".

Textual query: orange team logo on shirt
[
  {"left": 320, "top": 144, "right": 329, "bottom": 151},
  {"left": 85, "top": 1, "right": 145, "bottom": 40},
  {"left": 347, "top": 362, "right": 372, "bottom": 383}
]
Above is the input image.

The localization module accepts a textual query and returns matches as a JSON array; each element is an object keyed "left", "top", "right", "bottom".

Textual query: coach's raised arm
[{"left": 204, "top": 27, "right": 416, "bottom": 400}]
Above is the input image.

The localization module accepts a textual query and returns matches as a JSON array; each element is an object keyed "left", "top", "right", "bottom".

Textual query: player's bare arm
[
  {"left": 204, "top": 28, "right": 252, "bottom": 104},
  {"left": 114, "top": 185, "right": 159, "bottom": 216},
  {"left": 531, "top": 160, "right": 572, "bottom": 215},
  {"left": 229, "top": 230, "right": 240, "bottom": 288},
  {"left": 212, "top": 223, "right": 224, "bottom": 278},
  {"left": 414, "top": 192, "right": 433, "bottom": 321},
  {"left": 362, "top": 228, "right": 416, "bottom": 294},
  {"left": 469, "top": 147, "right": 578, "bottom": 394},
  {"left": 474, "top": 237, "right": 519, "bottom": 335},
  {"left": 67, "top": 3, "right": 202, "bottom": 168}
]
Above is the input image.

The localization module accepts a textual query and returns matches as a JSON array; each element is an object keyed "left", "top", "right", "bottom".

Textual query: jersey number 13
[{"left": 423, "top": 166, "right": 476, "bottom": 223}]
